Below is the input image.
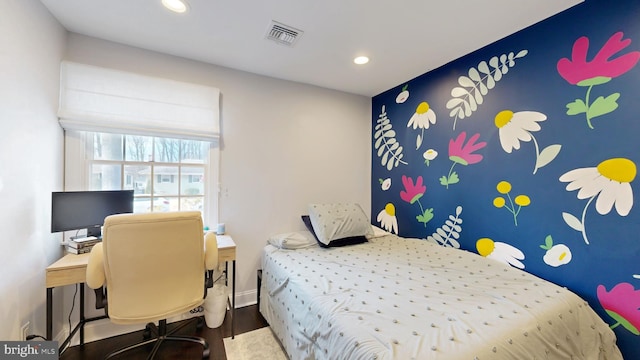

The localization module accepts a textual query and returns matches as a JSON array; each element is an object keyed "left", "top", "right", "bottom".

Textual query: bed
[{"left": 259, "top": 205, "right": 622, "bottom": 360}]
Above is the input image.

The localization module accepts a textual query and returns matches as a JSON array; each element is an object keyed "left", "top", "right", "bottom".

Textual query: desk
[{"left": 46, "top": 234, "right": 236, "bottom": 351}]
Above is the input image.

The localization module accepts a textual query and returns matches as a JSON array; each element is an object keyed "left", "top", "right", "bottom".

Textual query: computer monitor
[{"left": 51, "top": 190, "right": 134, "bottom": 238}]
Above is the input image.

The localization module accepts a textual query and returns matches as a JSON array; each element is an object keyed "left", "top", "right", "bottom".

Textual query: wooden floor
[{"left": 60, "top": 305, "right": 269, "bottom": 360}]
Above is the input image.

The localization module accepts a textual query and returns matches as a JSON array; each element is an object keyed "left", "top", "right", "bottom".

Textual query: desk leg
[
  {"left": 46, "top": 287, "right": 53, "bottom": 341},
  {"left": 232, "top": 260, "right": 236, "bottom": 339},
  {"left": 79, "top": 284, "right": 85, "bottom": 345}
]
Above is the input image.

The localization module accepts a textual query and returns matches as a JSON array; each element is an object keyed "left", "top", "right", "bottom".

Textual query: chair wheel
[{"left": 202, "top": 347, "right": 210, "bottom": 358}]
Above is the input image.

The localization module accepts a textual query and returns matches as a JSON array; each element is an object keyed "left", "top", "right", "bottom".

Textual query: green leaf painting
[
  {"left": 447, "top": 50, "right": 528, "bottom": 130},
  {"left": 535, "top": 144, "right": 562, "bottom": 171},
  {"left": 425, "top": 206, "right": 463, "bottom": 248},
  {"left": 374, "top": 105, "right": 407, "bottom": 170}
]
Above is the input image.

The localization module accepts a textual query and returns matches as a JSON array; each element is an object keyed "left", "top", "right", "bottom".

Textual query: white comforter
[{"left": 260, "top": 235, "right": 622, "bottom": 360}]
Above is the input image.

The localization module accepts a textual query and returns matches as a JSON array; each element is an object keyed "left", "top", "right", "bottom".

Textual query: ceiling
[{"left": 39, "top": 0, "right": 582, "bottom": 97}]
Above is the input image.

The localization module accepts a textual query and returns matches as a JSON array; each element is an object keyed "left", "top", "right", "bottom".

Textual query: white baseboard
[
  {"left": 55, "top": 317, "right": 141, "bottom": 347},
  {"left": 57, "top": 289, "right": 259, "bottom": 346},
  {"left": 234, "top": 289, "right": 257, "bottom": 308}
]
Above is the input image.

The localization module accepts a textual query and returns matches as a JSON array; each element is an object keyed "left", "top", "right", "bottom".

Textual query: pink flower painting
[
  {"left": 440, "top": 132, "right": 487, "bottom": 188},
  {"left": 400, "top": 175, "right": 433, "bottom": 227},
  {"left": 400, "top": 175, "right": 426, "bottom": 204},
  {"left": 597, "top": 282, "right": 640, "bottom": 335},
  {"left": 557, "top": 32, "right": 640, "bottom": 129}
]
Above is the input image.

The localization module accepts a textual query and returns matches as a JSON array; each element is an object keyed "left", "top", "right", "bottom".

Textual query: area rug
[{"left": 223, "top": 327, "right": 287, "bottom": 360}]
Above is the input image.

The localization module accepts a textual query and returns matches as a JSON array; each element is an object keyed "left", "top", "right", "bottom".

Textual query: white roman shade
[{"left": 58, "top": 61, "right": 220, "bottom": 141}]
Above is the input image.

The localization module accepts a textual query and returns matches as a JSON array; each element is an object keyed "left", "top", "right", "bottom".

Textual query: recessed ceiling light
[
  {"left": 354, "top": 56, "right": 369, "bottom": 65},
  {"left": 162, "top": 0, "right": 189, "bottom": 13}
]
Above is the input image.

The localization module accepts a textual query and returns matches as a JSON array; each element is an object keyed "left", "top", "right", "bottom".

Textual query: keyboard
[{"left": 72, "top": 236, "right": 99, "bottom": 242}]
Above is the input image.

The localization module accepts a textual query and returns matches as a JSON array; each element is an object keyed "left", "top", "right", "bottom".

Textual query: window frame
[{"left": 64, "top": 130, "right": 219, "bottom": 228}]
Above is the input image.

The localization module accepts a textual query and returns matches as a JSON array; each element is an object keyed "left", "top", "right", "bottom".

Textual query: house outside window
[{"left": 87, "top": 132, "right": 209, "bottom": 214}]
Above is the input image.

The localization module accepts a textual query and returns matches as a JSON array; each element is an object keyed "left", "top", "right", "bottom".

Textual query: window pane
[
  {"left": 133, "top": 197, "right": 174, "bottom": 212},
  {"left": 125, "top": 135, "right": 153, "bottom": 162},
  {"left": 153, "top": 166, "right": 179, "bottom": 195},
  {"left": 91, "top": 164, "right": 121, "bottom": 190},
  {"left": 154, "top": 138, "right": 181, "bottom": 163},
  {"left": 133, "top": 197, "right": 151, "bottom": 213},
  {"left": 181, "top": 166, "right": 204, "bottom": 195},
  {"left": 124, "top": 165, "right": 151, "bottom": 195},
  {"left": 83, "top": 132, "right": 213, "bottom": 219},
  {"left": 165, "top": 197, "right": 180, "bottom": 212},
  {"left": 93, "top": 133, "right": 123, "bottom": 161},
  {"left": 181, "top": 197, "right": 203, "bottom": 212},
  {"left": 151, "top": 197, "right": 173, "bottom": 212},
  {"left": 181, "top": 140, "right": 208, "bottom": 164}
]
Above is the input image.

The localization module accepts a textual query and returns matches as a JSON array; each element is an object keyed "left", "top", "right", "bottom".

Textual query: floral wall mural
[{"left": 370, "top": 0, "right": 640, "bottom": 358}]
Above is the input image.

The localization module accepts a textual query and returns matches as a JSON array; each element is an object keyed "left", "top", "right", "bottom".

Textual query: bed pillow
[
  {"left": 301, "top": 215, "right": 368, "bottom": 248},
  {"left": 305, "top": 203, "right": 373, "bottom": 247},
  {"left": 267, "top": 230, "right": 317, "bottom": 249},
  {"left": 366, "top": 225, "right": 392, "bottom": 239}
]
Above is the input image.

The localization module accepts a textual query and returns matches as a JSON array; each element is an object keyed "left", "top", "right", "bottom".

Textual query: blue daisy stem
[{"left": 580, "top": 197, "right": 594, "bottom": 245}]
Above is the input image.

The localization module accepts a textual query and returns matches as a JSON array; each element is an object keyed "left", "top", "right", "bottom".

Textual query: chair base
[{"left": 105, "top": 318, "right": 209, "bottom": 360}]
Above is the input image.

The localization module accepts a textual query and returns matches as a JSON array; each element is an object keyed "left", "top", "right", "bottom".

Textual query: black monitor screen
[{"left": 51, "top": 190, "right": 134, "bottom": 237}]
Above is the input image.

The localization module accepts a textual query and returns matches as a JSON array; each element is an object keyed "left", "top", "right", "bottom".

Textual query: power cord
[
  {"left": 25, "top": 284, "right": 80, "bottom": 343},
  {"left": 69, "top": 284, "right": 78, "bottom": 333},
  {"left": 51, "top": 284, "right": 78, "bottom": 354},
  {"left": 212, "top": 271, "right": 225, "bottom": 284}
]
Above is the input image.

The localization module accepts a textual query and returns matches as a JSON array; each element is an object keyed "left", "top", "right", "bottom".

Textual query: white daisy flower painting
[
  {"left": 396, "top": 84, "right": 410, "bottom": 104},
  {"left": 476, "top": 237, "right": 525, "bottom": 269},
  {"left": 379, "top": 178, "right": 391, "bottom": 191},
  {"left": 407, "top": 101, "right": 436, "bottom": 149},
  {"left": 559, "top": 157, "right": 636, "bottom": 244},
  {"left": 377, "top": 203, "right": 399, "bottom": 234},
  {"left": 423, "top": 149, "right": 438, "bottom": 166},
  {"left": 540, "top": 235, "right": 572, "bottom": 267},
  {"left": 494, "top": 110, "right": 561, "bottom": 174}
]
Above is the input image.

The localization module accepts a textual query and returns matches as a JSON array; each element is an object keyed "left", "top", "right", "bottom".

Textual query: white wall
[
  {"left": 0, "top": 0, "right": 66, "bottom": 341},
  {"left": 63, "top": 34, "right": 371, "bottom": 339},
  {"left": 0, "top": 2, "right": 370, "bottom": 344}
]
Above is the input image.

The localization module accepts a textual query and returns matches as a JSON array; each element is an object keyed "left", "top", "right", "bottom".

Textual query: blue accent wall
[{"left": 371, "top": 0, "right": 640, "bottom": 357}]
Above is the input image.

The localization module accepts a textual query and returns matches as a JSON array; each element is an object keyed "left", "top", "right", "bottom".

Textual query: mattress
[{"left": 259, "top": 234, "right": 622, "bottom": 360}]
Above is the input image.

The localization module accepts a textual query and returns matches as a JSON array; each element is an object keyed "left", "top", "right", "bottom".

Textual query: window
[
  {"left": 64, "top": 131, "right": 218, "bottom": 225},
  {"left": 58, "top": 63, "right": 221, "bottom": 227}
]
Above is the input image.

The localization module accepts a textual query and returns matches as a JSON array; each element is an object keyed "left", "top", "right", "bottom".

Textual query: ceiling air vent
[{"left": 265, "top": 21, "right": 303, "bottom": 47}]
